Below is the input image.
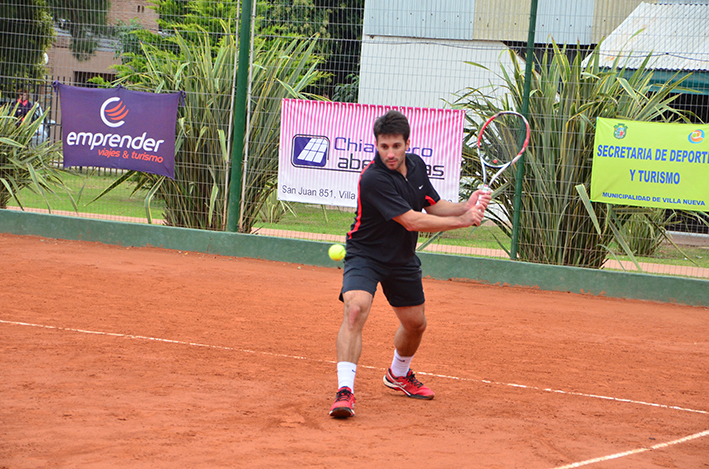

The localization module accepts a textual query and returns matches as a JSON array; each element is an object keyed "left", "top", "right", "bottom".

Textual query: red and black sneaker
[
  {"left": 383, "top": 368, "right": 435, "bottom": 400},
  {"left": 329, "top": 386, "right": 355, "bottom": 418}
]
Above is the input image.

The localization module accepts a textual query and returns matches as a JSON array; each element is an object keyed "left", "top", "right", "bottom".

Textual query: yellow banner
[{"left": 591, "top": 118, "right": 709, "bottom": 212}]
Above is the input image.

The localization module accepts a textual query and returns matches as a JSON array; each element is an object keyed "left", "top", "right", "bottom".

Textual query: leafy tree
[
  {"left": 115, "top": 0, "right": 240, "bottom": 69},
  {"left": 257, "top": 0, "right": 330, "bottom": 41},
  {"left": 0, "top": 0, "right": 54, "bottom": 89},
  {"left": 47, "top": 0, "right": 111, "bottom": 61},
  {"left": 1, "top": 0, "right": 112, "bottom": 91},
  {"left": 152, "top": 0, "right": 239, "bottom": 50},
  {"left": 313, "top": 0, "right": 364, "bottom": 100},
  {"left": 257, "top": 0, "right": 364, "bottom": 99},
  {"left": 116, "top": 0, "right": 363, "bottom": 98},
  {"left": 115, "top": 19, "right": 145, "bottom": 58}
]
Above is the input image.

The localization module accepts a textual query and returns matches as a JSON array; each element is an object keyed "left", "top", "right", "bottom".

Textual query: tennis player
[{"left": 330, "top": 110, "right": 491, "bottom": 418}]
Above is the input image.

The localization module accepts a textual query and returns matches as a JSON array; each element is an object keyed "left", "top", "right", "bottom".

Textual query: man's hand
[
  {"left": 462, "top": 190, "right": 491, "bottom": 227},
  {"left": 394, "top": 189, "right": 493, "bottom": 231},
  {"left": 469, "top": 189, "right": 491, "bottom": 210},
  {"left": 462, "top": 205, "right": 484, "bottom": 227}
]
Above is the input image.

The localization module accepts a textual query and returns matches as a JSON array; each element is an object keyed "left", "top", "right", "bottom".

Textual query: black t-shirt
[{"left": 345, "top": 153, "right": 440, "bottom": 265}]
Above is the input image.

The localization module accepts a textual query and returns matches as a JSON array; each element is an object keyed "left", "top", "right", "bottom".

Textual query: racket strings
[{"left": 479, "top": 116, "right": 526, "bottom": 168}]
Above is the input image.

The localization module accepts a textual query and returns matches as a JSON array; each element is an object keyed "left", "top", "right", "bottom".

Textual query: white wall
[{"left": 358, "top": 36, "right": 521, "bottom": 109}]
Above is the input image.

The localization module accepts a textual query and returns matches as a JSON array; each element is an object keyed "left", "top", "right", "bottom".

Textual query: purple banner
[{"left": 56, "top": 83, "right": 180, "bottom": 179}]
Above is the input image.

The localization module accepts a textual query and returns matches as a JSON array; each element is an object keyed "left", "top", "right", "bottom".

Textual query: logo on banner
[
  {"left": 688, "top": 129, "right": 704, "bottom": 144},
  {"left": 291, "top": 135, "right": 329, "bottom": 168},
  {"left": 100, "top": 97, "right": 129, "bottom": 128},
  {"left": 613, "top": 123, "right": 627, "bottom": 139}
]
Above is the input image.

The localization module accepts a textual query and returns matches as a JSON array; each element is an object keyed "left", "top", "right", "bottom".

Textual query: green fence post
[
  {"left": 226, "top": 0, "right": 254, "bottom": 233},
  {"left": 510, "top": 0, "right": 539, "bottom": 259}
]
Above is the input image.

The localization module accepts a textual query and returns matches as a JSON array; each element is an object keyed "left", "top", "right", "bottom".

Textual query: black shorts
[{"left": 339, "top": 255, "right": 424, "bottom": 307}]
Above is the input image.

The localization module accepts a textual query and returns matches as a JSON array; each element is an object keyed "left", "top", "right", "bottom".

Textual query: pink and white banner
[{"left": 278, "top": 99, "right": 466, "bottom": 208}]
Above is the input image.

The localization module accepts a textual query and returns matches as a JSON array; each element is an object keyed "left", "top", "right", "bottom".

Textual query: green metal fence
[{"left": 1, "top": 0, "right": 708, "bottom": 279}]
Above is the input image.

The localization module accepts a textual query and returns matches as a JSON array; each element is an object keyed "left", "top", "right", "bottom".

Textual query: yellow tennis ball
[{"left": 328, "top": 244, "right": 346, "bottom": 261}]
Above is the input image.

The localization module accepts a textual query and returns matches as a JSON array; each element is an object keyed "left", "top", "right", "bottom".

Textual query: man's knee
[
  {"left": 344, "top": 302, "right": 367, "bottom": 329},
  {"left": 394, "top": 304, "right": 427, "bottom": 335},
  {"left": 406, "top": 315, "right": 427, "bottom": 335},
  {"left": 342, "top": 291, "right": 373, "bottom": 330}
]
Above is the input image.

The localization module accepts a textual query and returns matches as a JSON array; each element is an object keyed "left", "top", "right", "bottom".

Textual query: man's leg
[
  {"left": 337, "top": 289, "right": 374, "bottom": 363},
  {"left": 383, "top": 304, "right": 435, "bottom": 399},
  {"left": 330, "top": 290, "right": 373, "bottom": 418},
  {"left": 392, "top": 304, "right": 427, "bottom": 357}
]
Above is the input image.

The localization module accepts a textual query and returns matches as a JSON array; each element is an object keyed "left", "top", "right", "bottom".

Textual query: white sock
[
  {"left": 390, "top": 350, "right": 412, "bottom": 378},
  {"left": 337, "top": 361, "right": 357, "bottom": 392}
]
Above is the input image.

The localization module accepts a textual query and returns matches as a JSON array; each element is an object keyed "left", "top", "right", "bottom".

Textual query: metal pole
[
  {"left": 510, "top": 0, "right": 538, "bottom": 259},
  {"left": 226, "top": 0, "right": 253, "bottom": 232},
  {"left": 237, "top": 0, "right": 258, "bottom": 232},
  {"left": 221, "top": 1, "right": 241, "bottom": 229}
]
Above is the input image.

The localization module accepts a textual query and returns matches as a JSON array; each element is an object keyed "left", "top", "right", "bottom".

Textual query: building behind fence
[{"left": 1, "top": 0, "right": 708, "bottom": 278}]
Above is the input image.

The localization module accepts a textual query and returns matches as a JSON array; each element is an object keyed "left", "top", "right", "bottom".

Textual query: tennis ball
[{"left": 328, "top": 244, "right": 346, "bottom": 261}]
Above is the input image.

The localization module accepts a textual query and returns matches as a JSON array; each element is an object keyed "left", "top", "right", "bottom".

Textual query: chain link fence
[{"left": 1, "top": 0, "right": 708, "bottom": 278}]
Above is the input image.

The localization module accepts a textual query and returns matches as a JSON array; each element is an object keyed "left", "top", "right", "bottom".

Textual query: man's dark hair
[{"left": 373, "top": 110, "right": 410, "bottom": 141}]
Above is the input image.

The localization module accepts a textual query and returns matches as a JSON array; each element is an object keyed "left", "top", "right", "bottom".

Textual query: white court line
[
  {"left": 417, "top": 371, "right": 708, "bottom": 416},
  {"left": 2, "top": 319, "right": 707, "bottom": 418},
  {"left": 551, "top": 429, "right": 709, "bottom": 469},
  {"left": 4, "top": 319, "right": 708, "bottom": 468}
]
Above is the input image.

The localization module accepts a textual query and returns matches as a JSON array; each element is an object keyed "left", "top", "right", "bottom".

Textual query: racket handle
[{"left": 475, "top": 185, "right": 491, "bottom": 206}]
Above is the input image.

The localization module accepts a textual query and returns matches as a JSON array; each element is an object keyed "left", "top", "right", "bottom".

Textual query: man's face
[{"left": 376, "top": 133, "right": 409, "bottom": 173}]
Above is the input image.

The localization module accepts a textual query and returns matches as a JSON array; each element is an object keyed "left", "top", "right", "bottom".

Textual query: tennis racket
[{"left": 475, "top": 111, "right": 530, "bottom": 204}]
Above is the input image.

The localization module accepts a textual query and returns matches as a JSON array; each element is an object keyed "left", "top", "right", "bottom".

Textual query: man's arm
[
  {"left": 394, "top": 195, "right": 490, "bottom": 233},
  {"left": 393, "top": 209, "right": 476, "bottom": 233},
  {"left": 424, "top": 189, "right": 489, "bottom": 217},
  {"left": 393, "top": 190, "right": 490, "bottom": 233}
]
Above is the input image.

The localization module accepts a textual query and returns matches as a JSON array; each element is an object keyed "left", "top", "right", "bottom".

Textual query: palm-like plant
[
  {"left": 102, "top": 26, "right": 325, "bottom": 231},
  {"left": 0, "top": 101, "right": 66, "bottom": 210},
  {"left": 456, "top": 42, "right": 690, "bottom": 268},
  {"left": 238, "top": 37, "right": 327, "bottom": 232},
  {"left": 621, "top": 208, "right": 679, "bottom": 257},
  {"left": 102, "top": 28, "right": 235, "bottom": 229}
]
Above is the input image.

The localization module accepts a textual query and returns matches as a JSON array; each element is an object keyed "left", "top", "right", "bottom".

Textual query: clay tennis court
[{"left": 1, "top": 232, "right": 708, "bottom": 468}]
